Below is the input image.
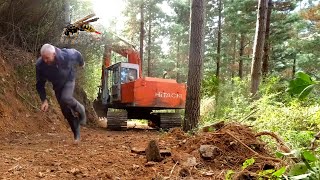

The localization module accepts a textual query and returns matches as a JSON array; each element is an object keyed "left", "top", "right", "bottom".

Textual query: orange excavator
[{"left": 94, "top": 38, "right": 186, "bottom": 130}]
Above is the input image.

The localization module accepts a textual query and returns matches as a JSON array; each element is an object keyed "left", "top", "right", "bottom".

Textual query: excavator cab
[{"left": 101, "top": 62, "right": 139, "bottom": 105}]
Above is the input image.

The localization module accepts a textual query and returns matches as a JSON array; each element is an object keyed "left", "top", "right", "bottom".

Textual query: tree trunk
[
  {"left": 239, "top": 33, "right": 245, "bottom": 79},
  {"left": 64, "top": 0, "right": 70, "bottom": 24},
  {"left": 250, "top": 0, "right": 268, "bottom": 97},
  {"left": 262, "top": 0, "right": 272, "bottom": 78},
  {"left": 216, "top": 0, "right": 222, "bottom": 79},
  {"left": 292, "top": 57, "right": 296, "bottom": 79},
  {"left": 184, "top": 0, "right": 206, "bottom": 131},
  {"left": 147, "top": 10, "right": 152, "bottom": 77},
  {"left": 231, "top": 34, "right": 237, "bottom": 81},
  {"left": 59, "top": 0, "right": 71, "bottom": 48},
  {"left": 214, "top": 0, "right": 222, "bottom": 118},
  {"left": 176, "top": 40, "right": 181, "bottom": 83},
  {"left": 140, "top": 2, "right": 144, "bottom": 72}
]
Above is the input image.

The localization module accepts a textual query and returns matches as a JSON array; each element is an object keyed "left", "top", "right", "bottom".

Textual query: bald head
[{"left": 40, "top": 44, "right": 56, "bottom": 65}]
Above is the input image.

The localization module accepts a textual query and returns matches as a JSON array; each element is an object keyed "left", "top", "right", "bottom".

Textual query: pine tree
[{"left": 184, "top": 0, "right": 206, "bottom": 131}]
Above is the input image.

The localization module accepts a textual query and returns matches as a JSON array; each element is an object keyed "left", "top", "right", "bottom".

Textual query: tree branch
[
  {"left": 255, "top": 131, "right": 291, "bottom": 153},
  {"left": 310, "top": 131, "right": 320, "bottom": 151},
  {"left": 226, "top": 131, "right": 282, "bottom": 162}
]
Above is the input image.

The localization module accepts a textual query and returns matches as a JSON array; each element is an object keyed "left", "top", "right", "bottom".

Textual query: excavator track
[
  {"left": 159, "top": 113, "right": 182, "bottom": 130},
  {"left": 107, "top": 111, "right": 128, "bottom": 131}
]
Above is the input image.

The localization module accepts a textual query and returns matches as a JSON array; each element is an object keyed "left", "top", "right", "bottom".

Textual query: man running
[{"left": 36, "top": 44, "right": 86, "bottom": 143}]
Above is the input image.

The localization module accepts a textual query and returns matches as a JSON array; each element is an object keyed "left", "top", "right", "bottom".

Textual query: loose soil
[{"left": 0, "top": 124, "right": 283, "bottom": 180}]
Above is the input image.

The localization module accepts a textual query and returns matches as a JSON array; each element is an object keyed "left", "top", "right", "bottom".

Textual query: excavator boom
[{"left": 103, "top": 44, "right": 142, "bottom": 78}]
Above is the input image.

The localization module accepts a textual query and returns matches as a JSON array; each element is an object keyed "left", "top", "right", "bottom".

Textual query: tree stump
[{"left": 145, "top": 140, "right": 162, "bottom": 162}]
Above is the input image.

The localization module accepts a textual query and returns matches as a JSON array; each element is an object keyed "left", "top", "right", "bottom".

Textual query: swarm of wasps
[{"left": 61, "top": 13, "right": 101, "bottom": 44}]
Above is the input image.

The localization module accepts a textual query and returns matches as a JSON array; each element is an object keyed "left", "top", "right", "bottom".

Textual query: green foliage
[
  {"left": 76, "top": 44, "right": 104, "bottom": 100},
  {"left": 225, "top": 170, "right": 234, "bottom": 180},
  {"left": 256, "top": 167, "right": 286, "bottom": 179},
  {"left": 200, "top": 76, "right": 251, "bottom": 124},
  {"left": 201, "top": 73, "right": 219, "bottom": 97},
  {"left": 250, "top": 96, "right": 318, "bottom": 149},
  {"left": 277, "top": 150, "right": 320, "bottom": 179},
  {"left": 226, "top": 157, "right": 286, "bottom": 179},
  {"left": 302, "top": 150, "right": 317, "bottom": 162},
  {"left": 289, "top": 162, "right": 309, "bottom": 176},
  {"left": 287, "top": 72, "right": 318, "bottom": 100},
  {"left": 242, "top": 158, "right": 255, "bottom": 170},
  {"left": 201, "top": 75, "right": 320, "bottom": 150},
  {"left": 273, "top": 167, "right": 287, "bottom": 177},
  {"left": 0, "top": 0, "right": 74, "bottom": 51}
]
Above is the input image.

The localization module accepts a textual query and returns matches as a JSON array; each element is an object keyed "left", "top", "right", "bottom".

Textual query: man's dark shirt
[{"left": 36, "top": 47, "right": 84, "bottom": 102}]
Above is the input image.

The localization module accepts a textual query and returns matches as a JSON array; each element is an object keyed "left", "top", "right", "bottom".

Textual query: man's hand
[
  {"left": 41, "top": 100, "right": 49, "bottom": 112},
  {"left": 80, "top": 62, "right": 85, "bottom": 68}
]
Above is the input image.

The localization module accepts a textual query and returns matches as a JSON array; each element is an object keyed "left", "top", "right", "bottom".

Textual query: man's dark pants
[{"left": 55, "top": 80, "right": 81, "bottom": 140}]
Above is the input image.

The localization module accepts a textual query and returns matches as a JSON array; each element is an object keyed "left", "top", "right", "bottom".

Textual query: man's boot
[{"left": 75, "top": 103, "right": 87, "bottom": 125}]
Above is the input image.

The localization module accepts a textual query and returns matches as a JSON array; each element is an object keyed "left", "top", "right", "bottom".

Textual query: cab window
[{"left": 120, "top": 67, "right": 137, "bottom": 84}]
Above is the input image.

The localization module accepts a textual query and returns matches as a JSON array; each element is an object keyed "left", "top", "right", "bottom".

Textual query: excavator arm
[{"left": 103, "top": 43, "right": 142, "bottom": 78}]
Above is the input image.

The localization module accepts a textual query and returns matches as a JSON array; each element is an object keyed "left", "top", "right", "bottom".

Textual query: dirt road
[
  {"left": 0, "top": 123, "right": 282, "bottom": 180},
  {"left": 0, "top": 128, "right": 170, "bottom": 180}
]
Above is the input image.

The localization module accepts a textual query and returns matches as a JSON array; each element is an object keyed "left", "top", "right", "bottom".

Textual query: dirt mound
[
  {"left": 0, "top": 47, "right": 68, "bottom": 137},
  {"left": 0, "top": 45, "right": 98, "bottom": 137},
  {"left": 0, "top": 46, "right": 36, "bottom": 66},
  {"left": 154, "top": 123, "right": 283, "bottom": 179}
]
